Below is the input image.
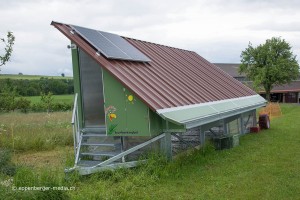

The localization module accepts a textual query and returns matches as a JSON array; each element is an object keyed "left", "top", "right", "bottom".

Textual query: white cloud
[{"left": 0, "top": 0, "right": 300, "bottom": 75}]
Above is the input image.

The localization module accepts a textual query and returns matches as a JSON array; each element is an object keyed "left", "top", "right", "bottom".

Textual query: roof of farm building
[
  {"left": 51, "top": 21, "right": 260, "bottom": 112},
  {"left": 213, "top": 63, "right": 245, "bottom": 77},
  {"left": 215, "top": 63, "right": 300, "bottom": 93}
]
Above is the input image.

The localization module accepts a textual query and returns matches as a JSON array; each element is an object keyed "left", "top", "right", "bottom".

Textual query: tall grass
[
  {"left": 0, "top": 112, "right": 73, "bottom": 151},
  {"left": 0, "top": 166, "right": 72, "bottom": 200}
]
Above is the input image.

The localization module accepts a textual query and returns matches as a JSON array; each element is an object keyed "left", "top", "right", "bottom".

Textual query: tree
[
  {"left": 0, "top": 31, "right": 15, "bottom": 70},
  {"left": 240, "top": 37, "right": 299, "bottom": 101},
  {"left": 40, "top": 92, "right": 54, "bottom": 113},
  {"left": 0, "top": 88, "right": 17, "bottom": 112}
]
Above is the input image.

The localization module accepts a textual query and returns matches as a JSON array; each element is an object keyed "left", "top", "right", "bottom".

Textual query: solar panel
[{"left": 70, "top": 25, "right": 151, "bottom": 62}]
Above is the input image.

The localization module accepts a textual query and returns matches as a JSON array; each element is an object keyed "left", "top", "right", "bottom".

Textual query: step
[
  {"left": 82, "top": 127, "right": 106, "bottom": 134},
  {"left": 81, "top": 151, "right": 120, "bottom": 157},
  {"left": 81, "top": 142, "right": 121, "bottom": 147},
  {"left": 81, "top": 134, "right": 107, "bottom": 137},
  {"left": 77, "top": 160, "right": 101, "bottom": 167},
  {"left": 77, "top": 160, "right": 122, "bottom": 167}
]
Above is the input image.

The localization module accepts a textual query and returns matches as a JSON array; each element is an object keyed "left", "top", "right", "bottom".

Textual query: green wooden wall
[{"left": 103, "top": 69, "right": 151, "bottom": 136}]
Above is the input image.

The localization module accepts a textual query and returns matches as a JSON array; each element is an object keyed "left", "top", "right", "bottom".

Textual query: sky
[{"left": 0, "top": 0, "right": 300, "bottom": 76}]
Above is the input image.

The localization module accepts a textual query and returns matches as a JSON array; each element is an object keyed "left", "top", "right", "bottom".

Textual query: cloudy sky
[{"left": 0, "top": 0, "right": 300, "bottom": 76}]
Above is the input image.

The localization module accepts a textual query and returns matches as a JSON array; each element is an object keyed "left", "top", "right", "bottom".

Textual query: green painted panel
[
  {"left": 149, "top": 110, "right": 163, "bottom": 136},
  {"left": 71, "top": 46, "right": 83, "bottom": 128},
  {"left": 166, "top": 121, "right": 186, "bottom": 132},
  {"left": 103, "top": 69, "right": 150, "bottom": 136},
  {"left": 102, "top": 69, "right": 126, "bottom": 135},
  {"left": 124, "top": 89, "right": 150, "bottom": 136},
  {"left": 162, "top": 119, "right": 186, "bottom": 132}
]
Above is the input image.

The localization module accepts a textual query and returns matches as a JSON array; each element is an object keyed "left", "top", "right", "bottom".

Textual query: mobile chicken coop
[{"left": 52, "top": 21, "right": 266, "bottom": 175}]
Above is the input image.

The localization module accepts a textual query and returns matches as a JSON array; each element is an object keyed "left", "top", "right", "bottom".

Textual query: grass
[
  {"left": 23, "top": 94, "right": 74, "bottom": 104},
  {"left": 0, "top": 104, "right": 299, "bottom": 199},
  {"left": 0, "top": 112, "right": 73, "bottom": 151},
  {"left": 0, "top": 74, "right": 72, "bottom": 80}
]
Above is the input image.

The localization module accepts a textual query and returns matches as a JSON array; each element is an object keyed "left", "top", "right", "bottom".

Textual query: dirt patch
[{"left": 12, "top": 146, "right": 73, "bottom": 170}]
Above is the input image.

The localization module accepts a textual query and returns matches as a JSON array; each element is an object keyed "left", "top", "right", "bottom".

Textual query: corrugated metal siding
[{"left": 52, "top": 22, "right": 257, "bottom": 111}]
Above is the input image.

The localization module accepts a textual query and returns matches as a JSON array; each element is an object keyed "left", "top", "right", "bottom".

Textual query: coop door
[{"left": 79, "top": 50, "right": 105, "bottom": 127}]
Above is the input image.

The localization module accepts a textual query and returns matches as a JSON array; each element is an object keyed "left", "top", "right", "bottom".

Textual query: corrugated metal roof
[{"left": 51, "top": 21, "right": 257, "bottom": 111}]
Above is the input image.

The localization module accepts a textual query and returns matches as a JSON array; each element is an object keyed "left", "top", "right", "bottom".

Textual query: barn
[{"left": 52, "top": 21, "right": 266, "bottom": 175}]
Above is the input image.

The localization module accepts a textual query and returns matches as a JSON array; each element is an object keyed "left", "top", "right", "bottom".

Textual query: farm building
[
  {"left": 215, "top": 63, "right": 300, "bottom": 103},
  {"left": 52, "top": 21, "right": 266, "bottom": 175}
]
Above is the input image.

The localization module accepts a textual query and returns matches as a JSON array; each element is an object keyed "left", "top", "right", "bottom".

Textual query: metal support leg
[
  {"left": 240, "top": 114, "right": 245, "bottom": 134},
  {"left": 223, "top": 119, "right": 228, "bottom": 135},
  {"left": 164, "top": 132, "right": 172, "bottom": 160},
  {"left": 253, "top": 109, "right": 257, "bottom": 126},
  {"left": 199, "top": 127, "right": 205, "bottom": 146}
]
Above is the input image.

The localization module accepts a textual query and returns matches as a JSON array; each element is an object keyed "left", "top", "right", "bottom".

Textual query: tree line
[
  {"left": 0, "top": 91, "right": 72, "bottom": 113},
  {"left": 0, "top": 77, "right": 74, "bottom": 96}
]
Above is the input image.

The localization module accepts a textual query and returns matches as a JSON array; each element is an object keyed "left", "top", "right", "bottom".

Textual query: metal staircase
[
  {"left": 76, "top": 127, "right": 122, "bottom": 167},
  {"left": 77, "top": 128, "right": 122, "bottom": 167},
  {"left": 68, "top": 93, "right": 168, "bottom": 175},
  {"left": 70, "top": 94, "right": 122, "bottom": 169}
]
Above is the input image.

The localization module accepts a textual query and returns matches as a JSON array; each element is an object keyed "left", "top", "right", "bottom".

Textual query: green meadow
[{"left": 0, "top": 104, "right": 299, "bottom": 199}]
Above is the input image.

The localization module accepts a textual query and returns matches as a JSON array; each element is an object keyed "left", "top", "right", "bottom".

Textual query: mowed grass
[
  {"left": 0, "top": 74, "right": 72, "bottom": 80},
  {"left": 24, "top": 94, "right": 74, "bottom": 104},
  {"left": 0, "top": 104, "right": 299, "bottom": 199}
]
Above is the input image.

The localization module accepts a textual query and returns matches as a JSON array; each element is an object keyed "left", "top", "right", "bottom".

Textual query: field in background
[
  {"left": 0, "top": 74, "right": 72, "bottom": 80},
  {"left": 23, "top": 94, "right": 74, "bottom": 104},
  {"left": 0, "top": 104, "right": 299, "bottom": 199}
]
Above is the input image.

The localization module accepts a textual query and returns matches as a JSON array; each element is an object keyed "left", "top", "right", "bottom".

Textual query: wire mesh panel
[
  {"left": 122, "top": 136, "right": 161, "bottom": 161},
  {"left": 171, "top": 128, "right": 202, "bottom": 155},
  {"left": 242, "top": 111, "right": 256, "bottom": 133}
]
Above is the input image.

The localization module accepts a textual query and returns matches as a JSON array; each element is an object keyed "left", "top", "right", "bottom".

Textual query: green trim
[{"left": 71, "top": 45, "right": 83, "bottom": 128}]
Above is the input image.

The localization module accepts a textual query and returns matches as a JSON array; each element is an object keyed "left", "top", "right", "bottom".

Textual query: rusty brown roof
[{"left": 52, "top": 22, "right": 257, "bottom": 111}]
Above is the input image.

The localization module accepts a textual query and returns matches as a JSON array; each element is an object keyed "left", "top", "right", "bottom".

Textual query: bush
[
  {"left": 0, "top": 149, "right": 16, "bottom": 176},
  {"left": 31, "top": 102, "right": 45, "bottom": 112},
  {"left": 0, "top": 92, "right": 17, "bottom": 112},
  {"left": 52, "top": 102, "right": 72, "bottom": 112},
  {"left": 15, "top": 97, "right": 31, "bottom": 113},
  {"left": 30, "top": 102, "right": 72, "bottom": 113}
]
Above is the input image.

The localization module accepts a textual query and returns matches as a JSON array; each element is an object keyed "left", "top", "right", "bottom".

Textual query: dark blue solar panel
[{"left": 70, "top": 25, "right": 150, "bottom": 62}]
